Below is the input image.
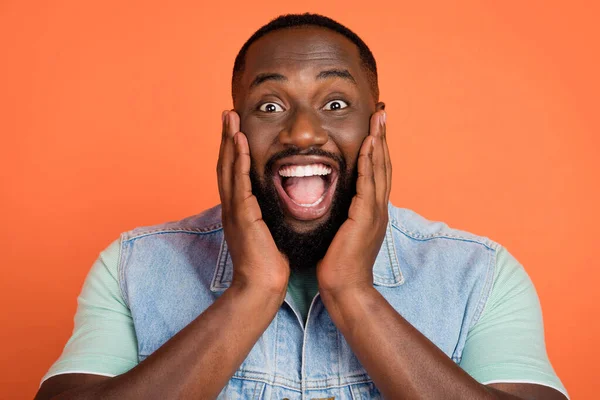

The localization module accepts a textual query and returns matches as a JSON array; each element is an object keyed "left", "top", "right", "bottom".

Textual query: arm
[
  {"left": 317, "top": 110, "right": 567, "bottom": 400},
  {"left": 37, "top": 283, "right": 284, "bottom": 400},
  {"left": 36, "top": 110, "right": 290, "bottom": 400},
  {"left": 320, "top": 286, "right": 566, "bottom": 400}
]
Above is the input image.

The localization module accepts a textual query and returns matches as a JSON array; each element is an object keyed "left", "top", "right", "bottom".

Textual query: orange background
[{"left": 1, "top": 1, "right": 598, "bottom": 398}]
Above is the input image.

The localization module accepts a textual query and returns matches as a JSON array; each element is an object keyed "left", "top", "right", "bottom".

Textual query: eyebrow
[
  {"left": 248, "top": 69, "right": 357, "bottom": 90},
  {"left": 249, "top": 73, "right": 287, "bottom": 89},
  {"left": 316, "top": 69, "right": 356, "bottom": 84}
]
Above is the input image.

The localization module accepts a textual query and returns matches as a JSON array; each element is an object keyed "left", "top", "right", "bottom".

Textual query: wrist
[
  {"left": 319, "top": 284, "right": 381, "bottom": 335},
  {"left": 229, "top": 278, "right": 288, "bottom": 305},
  {"left": 317, "top": 264, "right": 374, "bottom": 298},
  {"left": 319, "top": 282, "right": 377, "bottom": 304}
]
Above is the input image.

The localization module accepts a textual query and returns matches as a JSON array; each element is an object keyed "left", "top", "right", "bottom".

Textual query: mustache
[{"left": 261, "top": 147, "right": 347, "bottom": 175}]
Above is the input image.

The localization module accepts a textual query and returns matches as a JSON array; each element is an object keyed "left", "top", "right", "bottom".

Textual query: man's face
[{"left": 233, "top": 27, "right": 382, "bottom": 269}]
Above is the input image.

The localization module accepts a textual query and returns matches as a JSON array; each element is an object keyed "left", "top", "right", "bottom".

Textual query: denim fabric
[{"left": 118, "top": 203, "right": 496, "bottom": 399}]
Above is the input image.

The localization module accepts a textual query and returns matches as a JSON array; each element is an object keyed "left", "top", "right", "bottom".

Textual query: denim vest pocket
[
  {"left": 217, "top": 378, "right": 266, "bottom": 400},
  {"left": 349, "top": 382, "right": 382, "bottom": 399}
]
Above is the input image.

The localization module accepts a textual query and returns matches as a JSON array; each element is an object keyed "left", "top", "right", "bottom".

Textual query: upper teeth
[{"left": 279, "top": 164, "right": 332, "bottom": 177}]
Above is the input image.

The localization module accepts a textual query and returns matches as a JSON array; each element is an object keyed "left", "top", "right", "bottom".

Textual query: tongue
[{"left": 283, "top": 176, "right": 326, "bottom": 205}]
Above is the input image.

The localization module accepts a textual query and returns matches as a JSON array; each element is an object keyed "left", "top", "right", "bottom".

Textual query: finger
[
  {"left": 217, "top": 110, "right": 232, "bottom": 161},
  {"left": 232, "top": 131, "right": 261, "bottom": 222},
  {"left": 377, "top": 111, "right": 392, "bottom": 201},
  {"left": 355, "top": 134, "right": 376, "bottom": 211},
  {"left": 381, "top": 114, "right": 393, "bottom": 201},
  {"left": 227, "top": 109, "right": 241, "bottom": 134},
  {"left": 217, "top": 110, "right": 237, "bottom": 212},
  {"left": 217, "top": 110, "right": 229, "bottom": 200},
  {"left": 369, "top": 111, "right": 387, "bottom": 206}
]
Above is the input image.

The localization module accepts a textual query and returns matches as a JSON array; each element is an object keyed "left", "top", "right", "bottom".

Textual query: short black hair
[{"left": 232, "top": 13, "right": 379, "bottom": 102}]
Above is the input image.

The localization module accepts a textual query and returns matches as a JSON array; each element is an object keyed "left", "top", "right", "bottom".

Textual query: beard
[{"left": 250, "top": 148, "right": 356, "bottom": 272}]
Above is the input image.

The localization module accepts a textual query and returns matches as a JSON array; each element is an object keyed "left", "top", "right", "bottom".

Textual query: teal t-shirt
[
  {"left": 41, "top": 239, "right": 568, "bottom": 398},
  {"left": 287, "top": 266, "right": 319, "bottom": 324}
]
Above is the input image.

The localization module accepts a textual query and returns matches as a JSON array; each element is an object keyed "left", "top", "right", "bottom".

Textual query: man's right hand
[{"left": 217, "top": 110, "right": 289, "bottom": 297}]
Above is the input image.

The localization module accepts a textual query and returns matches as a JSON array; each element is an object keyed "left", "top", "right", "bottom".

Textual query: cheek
[
  {"left": 326, "top": 114, "right": 371, "bottom": 169},
  {"left": 242, "top": 117, "right": 278, "bottom": 176}
]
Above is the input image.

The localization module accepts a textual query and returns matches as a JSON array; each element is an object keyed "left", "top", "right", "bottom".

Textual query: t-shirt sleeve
[
  {"left": 41, "top": 237, "right": 138, "bottom": 385},
  {"left": 459, "top": 246, "right": 568, "bottom": 398}
]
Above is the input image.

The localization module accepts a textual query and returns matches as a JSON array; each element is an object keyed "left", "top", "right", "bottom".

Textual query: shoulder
[
  {"left": 114, "top": 204, "right": 227, "bottom": 308},
  {"left": 386, "top": 203, "right": 502, "bottom": 328},
  {"left": 481, "top": 246, "right": 541, "bottom": 319}
]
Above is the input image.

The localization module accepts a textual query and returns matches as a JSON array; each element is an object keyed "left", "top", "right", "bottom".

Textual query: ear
[{"left": 375, "top": 101, "right": 386, "bottom": 112}]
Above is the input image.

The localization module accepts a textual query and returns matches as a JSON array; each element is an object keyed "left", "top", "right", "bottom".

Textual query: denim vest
[{"left": 118, "top": 203, "right": 497, "bottom": 399}]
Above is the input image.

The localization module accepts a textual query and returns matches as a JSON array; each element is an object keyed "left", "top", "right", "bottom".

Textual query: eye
[
  {"left": 322, "top": 99, "right": 349, "bottom": 111},
  {"left": 258, "top": 102, "right": 284, "bottom": 113}
]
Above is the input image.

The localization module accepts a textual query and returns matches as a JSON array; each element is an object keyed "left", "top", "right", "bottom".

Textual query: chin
[{"left": 283, "top": 212, "right": 332, "bottom": 234}]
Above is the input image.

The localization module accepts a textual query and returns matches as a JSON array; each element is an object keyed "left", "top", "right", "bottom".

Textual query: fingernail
[
  {"left": 371, "top": 136, "right": 376, "bottom": 149},
  {"left": 233, "top": 132, "right": 238, "bottom": 145},
  {"left": 382, "top": 111, "right": 387, "bottom": 124}
]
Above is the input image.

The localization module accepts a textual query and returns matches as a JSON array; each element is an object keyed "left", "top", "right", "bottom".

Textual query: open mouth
[{"left": 272, "top": 156, "right": 339, "bottom": 221}]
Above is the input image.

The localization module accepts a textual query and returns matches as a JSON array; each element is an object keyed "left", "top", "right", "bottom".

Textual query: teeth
[{"left": 279, "top": 163, "right": 332, "bottom": 177}]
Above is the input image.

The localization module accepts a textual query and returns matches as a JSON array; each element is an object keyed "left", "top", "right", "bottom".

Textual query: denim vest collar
[{"left": 209, "top": 219, "right": 405, "bottom": 292}]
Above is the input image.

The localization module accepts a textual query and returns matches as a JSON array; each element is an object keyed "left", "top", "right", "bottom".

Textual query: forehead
[{"left": 241, "top": 26, "right": 364, "bottom": 84}]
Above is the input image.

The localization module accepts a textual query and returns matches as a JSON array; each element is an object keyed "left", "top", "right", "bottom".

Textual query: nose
[{"left": 278, "top": 108, "right": 328, "bottom": 149}]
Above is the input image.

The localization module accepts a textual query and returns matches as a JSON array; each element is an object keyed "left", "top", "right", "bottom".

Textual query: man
[{"left": 36, "top": 13, "right": 568, "bottom": 400}]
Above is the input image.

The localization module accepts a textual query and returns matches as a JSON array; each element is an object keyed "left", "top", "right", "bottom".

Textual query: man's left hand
[{"left": 317, "top": 110, "right": 391, "bottom": 295}]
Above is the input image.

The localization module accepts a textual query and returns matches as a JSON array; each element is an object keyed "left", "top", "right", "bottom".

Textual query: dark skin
[{"left": 35, "top": 27, "right": 566, "bottom": 400}]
